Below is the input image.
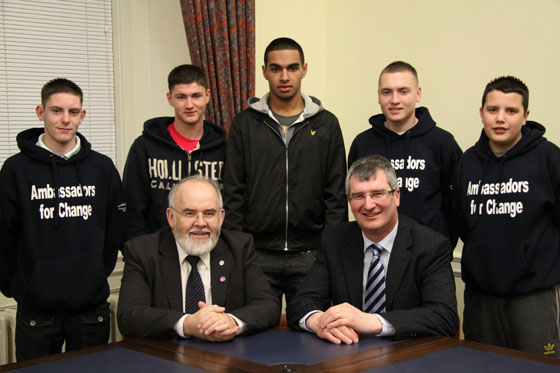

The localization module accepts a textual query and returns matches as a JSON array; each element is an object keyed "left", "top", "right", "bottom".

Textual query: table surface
[{"left": 1, "top": 330, "right": 558, "bottom": 372}]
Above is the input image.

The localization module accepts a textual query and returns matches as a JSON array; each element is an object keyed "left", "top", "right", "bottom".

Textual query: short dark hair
[
  {"left": 264, "top": 37, "right": 305, "bottom": 66},
  {"left": 482, "top": 76, "right": 529, "bottom": 113},
  {"left": 167, "top": 64, "right": 209, "bottom": 92},
  {"left": 346, "top": 155, "right": 398, "bottom": 196},
  {"left": 41, "top": 78, "right": 83, "bottom": 106},
  {"left": 379, "top": 61, "right": 418, "bottom": 84}
]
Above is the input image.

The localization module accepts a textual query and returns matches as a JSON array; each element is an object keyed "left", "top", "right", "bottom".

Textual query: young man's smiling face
[
  {"left": 262, "top": 49, "right": 307, "bottom": 102},
  {"left": 36, "top": 92, "right": 85, "bottom": 154},
  {"left": 378, "top": 71, "right": 421, "bottom": 132},
  {"left": 167, "top": 83, "right": 210, "bottom": 129},
  {"left": 480, "top": 90, "right": 529, "bottom": 153}
]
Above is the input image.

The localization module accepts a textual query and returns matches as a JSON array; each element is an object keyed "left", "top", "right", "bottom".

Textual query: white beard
[{"left": 174, "top": 227, "right": 219, "bottom": 256}]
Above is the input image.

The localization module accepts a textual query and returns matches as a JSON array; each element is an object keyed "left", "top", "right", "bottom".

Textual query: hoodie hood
[
  {"left": 365, "top": 107, "right": 437, "bottom": 157},
  {"left": 142, "top": 116, "right": 226, "bottom": 151},
  {"left": 16, "top": 127, "right": 91, "bottom": 164},
  {"left": 368, "top": 107, "right": 436, "bottom": 138},
  {"left": 248, "top": 93, "right": 324, "bottom": 119},
  {"left": 473, "top": 121, "right": 546, "bottom": 161}
]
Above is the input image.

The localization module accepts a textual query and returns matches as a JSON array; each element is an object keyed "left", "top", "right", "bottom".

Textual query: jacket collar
[
  {"left": 385, "top": 216, "right": 413, "bottom": 310},
  {"left": 341, "top": 222, "right": 366, "bottom": 307},
  {"left": 159, "top": 228, "right": 183, "bottom": 312},
  {"left": 209, "top": 238, "right": 231, "bottom": 306}
]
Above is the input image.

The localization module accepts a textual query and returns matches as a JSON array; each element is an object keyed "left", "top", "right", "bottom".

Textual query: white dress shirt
[
  {"left": 173, "top": 242, "right": 245, "bottom": 337},
  {"left": 37, "top": 133, "right": 81, "bottom": 159}
]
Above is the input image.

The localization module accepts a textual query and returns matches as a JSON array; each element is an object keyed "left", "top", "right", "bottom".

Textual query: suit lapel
[
  {"left": 159, "top": 230, "right": 184, "bottom": 312},
  {"left": 210, "top": 239, "right": 231, "bottom": 307},
  {"left": 385, "top": 218, "right": 413, "bottom": 310},
  {"left": 341, "top": 223, "right": 365, "bottom": 308}
]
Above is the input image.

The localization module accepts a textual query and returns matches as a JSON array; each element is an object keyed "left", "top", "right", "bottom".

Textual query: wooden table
[{"left": 0, "top": 330, "right": 558, "bottom": 372}]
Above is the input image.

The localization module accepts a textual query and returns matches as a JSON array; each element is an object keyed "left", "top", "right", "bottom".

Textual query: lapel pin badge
[
  {"left": 219, "top": 260, "right": 225, "bottom": 266},
  {"left": 220, "top": 276, "right": 226, "bottom": 283}
]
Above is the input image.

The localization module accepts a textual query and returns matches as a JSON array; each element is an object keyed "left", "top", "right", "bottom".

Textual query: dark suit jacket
[
  {"left": 286, "top": 215, "right": 458, "bottom": 339},
  {"left": 117, "top": 227, "right": 280, "bottom": 339}
]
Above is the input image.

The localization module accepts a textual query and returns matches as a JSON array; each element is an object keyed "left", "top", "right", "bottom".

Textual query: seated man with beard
[{"left": 117, "top": 175, "right": 280, "bottom": 341}]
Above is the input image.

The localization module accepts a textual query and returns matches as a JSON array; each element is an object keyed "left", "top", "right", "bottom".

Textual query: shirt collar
[
  {"left": 175, "top": 241, "right": 211, "bottom": 269},
  {"left": 362, "top": 219, "right": 399, "bottom": 254},
  {"left": 37, "top": 133, "right": 81, "bottom": 159}
]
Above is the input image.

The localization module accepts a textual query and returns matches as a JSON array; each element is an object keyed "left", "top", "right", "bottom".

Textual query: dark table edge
[
  {"left": 0, "top": 340, "right": 253, "bottom": 373},
  {"left": 456, "top": 339, "right": 560, "bottom": 366},
  {"left": 128, "top": 334, "right": 450, "bottom": 372},
  {"left": 1, "top": 335, "right": 557, "bottom": 372},
  {"left": 324, "top": 337, "right": 560, "bottom": 372}
]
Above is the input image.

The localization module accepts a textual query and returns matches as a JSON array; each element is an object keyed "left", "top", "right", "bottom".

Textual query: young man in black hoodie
[
  {"left": 123, "top": 65, "right": 226, "bottom": 240},
  {"left": 349, "top": 61, "right": 462, "bottom": 243},
  {"left": 0, "top": 78, "right": 125, "bottom": 360},
  {"left": 455, "top": 76, "right": 560, "bottom": 356}
]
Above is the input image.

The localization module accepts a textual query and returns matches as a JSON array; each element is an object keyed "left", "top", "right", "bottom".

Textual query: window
[{"left": 0, "top": 0, "right": 115, "bottom": 166}]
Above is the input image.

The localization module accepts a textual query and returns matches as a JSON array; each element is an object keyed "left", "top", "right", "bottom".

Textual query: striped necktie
[
  {"left": 185, "top": 255, "right": 206, "bottom": 314},
  {"left": 364, "top": 243, "right": 386, "bottom": 314}
]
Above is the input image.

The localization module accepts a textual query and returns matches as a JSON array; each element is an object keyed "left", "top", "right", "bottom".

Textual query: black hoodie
[
  {"left": 348, "top": 107, "right": 462, "bottom": 242},
  {"left": 122, "top": 117, "right": 226, "bottom": 240},
  {"left": 455, "top": 121, "right": 560, "bottom": 296},
  {"left": 0, "top": 128, "right": 125, "bottom": 314}
]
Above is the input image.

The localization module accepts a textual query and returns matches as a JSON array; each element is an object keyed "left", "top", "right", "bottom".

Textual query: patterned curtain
[{"left": 179, "top": 0, "right": 255, "bottom": 137}]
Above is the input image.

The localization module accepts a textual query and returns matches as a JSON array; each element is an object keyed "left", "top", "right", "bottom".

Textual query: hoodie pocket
[
  {"left": 462, "top": 242, "right": 534, "bottom": 296},
  {"left": 25, "top": 254, "right": 106, "bottom": 310}
]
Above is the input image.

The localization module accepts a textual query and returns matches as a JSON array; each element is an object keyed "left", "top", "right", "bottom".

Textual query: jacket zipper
[{"left": 263, "top": 119, "right": 309, "bottom": 251}]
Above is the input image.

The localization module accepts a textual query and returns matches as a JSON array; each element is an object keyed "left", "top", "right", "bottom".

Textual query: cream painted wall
[{"left": 112, "top": 0, "right": 190, "bottom": 172}]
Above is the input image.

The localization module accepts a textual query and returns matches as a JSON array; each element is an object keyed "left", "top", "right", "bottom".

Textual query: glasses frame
[
  {"left": 347, "top": 189, "right": 397, "bottom": 202},
  {"left": 170, "top": 207, "right": 220, "bottom": 221}
]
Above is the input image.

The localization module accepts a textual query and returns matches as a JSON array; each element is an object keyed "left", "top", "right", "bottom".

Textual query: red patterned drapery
[{"left": 179, "top": 0, "right": 255, "bottom": 137}]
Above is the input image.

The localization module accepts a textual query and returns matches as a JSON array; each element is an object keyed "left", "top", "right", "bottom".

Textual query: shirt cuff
[
  {"left": 174, "top": 314, "right": 189, "bottom": 338},
  {"left": 299, "top": 310, "right": 322, "bottom": 332},
  {"left": 228, "top": 313, "right": 246, "bottom": 335},
  {"left": 376, "top": 314, "right": 395, "bottom": 336}
]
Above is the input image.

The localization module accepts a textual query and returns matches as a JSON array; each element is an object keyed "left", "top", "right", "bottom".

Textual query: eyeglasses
[
  {"left": 170, "top": 208, "right": 219, "bottom": 220},
  {"left": 347, "top": 189, "right": 397, "bottom": 202}
]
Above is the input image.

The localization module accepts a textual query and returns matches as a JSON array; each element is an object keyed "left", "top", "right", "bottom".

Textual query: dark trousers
[
  {"left": 256, "top": 249, "right": 317, "bottom": 314},
  {"left": 463, "top": 285, "right": 560, "bottom": 357},
  {"left": 15, "top": 302, "right": 110, "bottom": 361}
]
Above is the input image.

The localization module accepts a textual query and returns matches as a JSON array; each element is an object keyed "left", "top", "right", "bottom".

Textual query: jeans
[
  {"left": 256, "top": 249, "right": 317, "bottom": 312},
  {"left": 15, "top": 302, "right": 110, "bottom": 361}
]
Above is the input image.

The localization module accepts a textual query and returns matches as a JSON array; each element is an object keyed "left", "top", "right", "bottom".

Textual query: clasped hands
[
  {"left": 183, "top": 301, "right": 239, "bottom": 341},
  {"left": 306, "top": 302, "right": 383, "bottom": 344}
]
